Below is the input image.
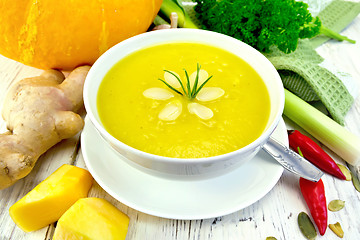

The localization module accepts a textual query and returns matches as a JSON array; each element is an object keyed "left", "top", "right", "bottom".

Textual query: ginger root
[{"left": 0, "top": 66, "right": 90, "bottom": 189}]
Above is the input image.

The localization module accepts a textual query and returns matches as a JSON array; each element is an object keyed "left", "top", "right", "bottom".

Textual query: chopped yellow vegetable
[
  {"left": 9, "top": 164, "right": 93, "bottom": 232},
  {"left": 53, "top": 197, "right": 130, "bottom": 240}
]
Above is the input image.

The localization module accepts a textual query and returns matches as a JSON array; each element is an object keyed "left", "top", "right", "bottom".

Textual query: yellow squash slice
[
  {"left": 9, "top": 164, "right": 93, "bottom": 232},
  {"left": 53, "top": 197, "right": 129, "bottom": 240}
]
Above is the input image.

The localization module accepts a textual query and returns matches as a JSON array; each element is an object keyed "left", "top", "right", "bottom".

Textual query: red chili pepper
[
  {"left": 288, "top": 130, "right": 346, "bottom": 180},
  {"left": 299, "top": 177, "right": 327, "bottom": 235}
]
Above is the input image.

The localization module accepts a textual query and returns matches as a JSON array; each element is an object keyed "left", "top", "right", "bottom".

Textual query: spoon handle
[{"left": 262, "top": 136, "right": 324, "bottom": 182}]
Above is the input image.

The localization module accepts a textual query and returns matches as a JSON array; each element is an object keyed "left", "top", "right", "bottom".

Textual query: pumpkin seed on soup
[{"left": 328, "top": 200, "right": 345, "bottom": 212}]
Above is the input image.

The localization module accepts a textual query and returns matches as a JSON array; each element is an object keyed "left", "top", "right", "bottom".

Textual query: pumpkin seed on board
[
  {"left": 298, "top": 212, "right": 317, "bottom": 240},
  {"left": 346, "top": 163, "right": 360, "bottom": 192},
  {"left": 266, "top": 237, "right": 277, "bottom": 240},
  {"left": 328, "top": 200, "right": 345, "bottom": 212},
  {"left": 329, "top": 222, "right": 344, "bottom": 238},
  {"left": 337, "top": 164, "right": 351, "bottom": 181},
  {"left": 350, "top": 171, "right": 360, "bottom": 192}
]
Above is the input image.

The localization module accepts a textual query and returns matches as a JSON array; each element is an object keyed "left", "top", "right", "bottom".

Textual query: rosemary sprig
[
  {"left": 158, "top": 76, "right": 183, "bottom": 96},
  {"left": 158, "top": 64, "right": 213, "bottom": 100}
]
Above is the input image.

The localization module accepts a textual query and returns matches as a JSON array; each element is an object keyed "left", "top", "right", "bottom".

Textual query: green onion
[
  {"left": 159, "top": 0, "right": 199, "bottom": 29},
  {"left": 284, "top": 89, "right": 360, "bottom": 166}
]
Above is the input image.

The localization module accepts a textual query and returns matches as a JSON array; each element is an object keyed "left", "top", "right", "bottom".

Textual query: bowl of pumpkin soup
[{"left": 83, "top": 29, "right": 284, "bottom": 177}]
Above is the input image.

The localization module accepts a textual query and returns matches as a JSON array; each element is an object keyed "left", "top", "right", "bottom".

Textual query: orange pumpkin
[{"left": 0, "top": 0, "right": 162, "bottom": 70}]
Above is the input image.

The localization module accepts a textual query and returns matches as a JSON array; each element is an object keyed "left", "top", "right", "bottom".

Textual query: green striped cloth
[
  {"left": 265, "top": 0, "right": 360, "bottom": 125},
  {"left": 181, "top": 0, "right": 360, "bottom": 125}
]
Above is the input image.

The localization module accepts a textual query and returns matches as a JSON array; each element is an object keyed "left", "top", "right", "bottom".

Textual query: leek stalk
[
  {"left": 284, "top": 89, "right": 360, "bottom": 166},
  {"left": 159, "top": 0, "right": 199, "bottom": 29}
]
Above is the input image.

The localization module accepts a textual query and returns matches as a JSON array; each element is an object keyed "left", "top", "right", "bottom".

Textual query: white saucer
[{"left": 81, "top": 117, "right": 287, "bottom": 220}]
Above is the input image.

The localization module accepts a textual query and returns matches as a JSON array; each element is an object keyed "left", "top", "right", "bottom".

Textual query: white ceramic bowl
[{"left": 83, "top": 29, "right": 284, "bottom": 178}]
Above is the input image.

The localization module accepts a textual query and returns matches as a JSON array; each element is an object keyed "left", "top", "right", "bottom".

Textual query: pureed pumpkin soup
[{"left": 97, "top": 42, "right": 270, "bottom": 158}]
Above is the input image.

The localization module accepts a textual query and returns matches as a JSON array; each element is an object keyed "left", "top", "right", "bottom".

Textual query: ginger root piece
[
  {"left": 0, "top": 66, "right": 90, "bottom": 189},
  {"left": 53, "top": 197, "right": 130, "bottom": 240},
  {"left": 9, "top": 164, "right": 93, "bottom": 232}
]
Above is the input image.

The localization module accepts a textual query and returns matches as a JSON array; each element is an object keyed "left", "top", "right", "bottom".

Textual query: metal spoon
[{"left": 262, "top": 136, "right": 324, "bottom": 182}]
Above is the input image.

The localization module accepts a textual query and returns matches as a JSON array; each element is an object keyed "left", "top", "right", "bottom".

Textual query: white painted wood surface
[{"left": 1, "top": 14, "right": 360, "bottom": 240}]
